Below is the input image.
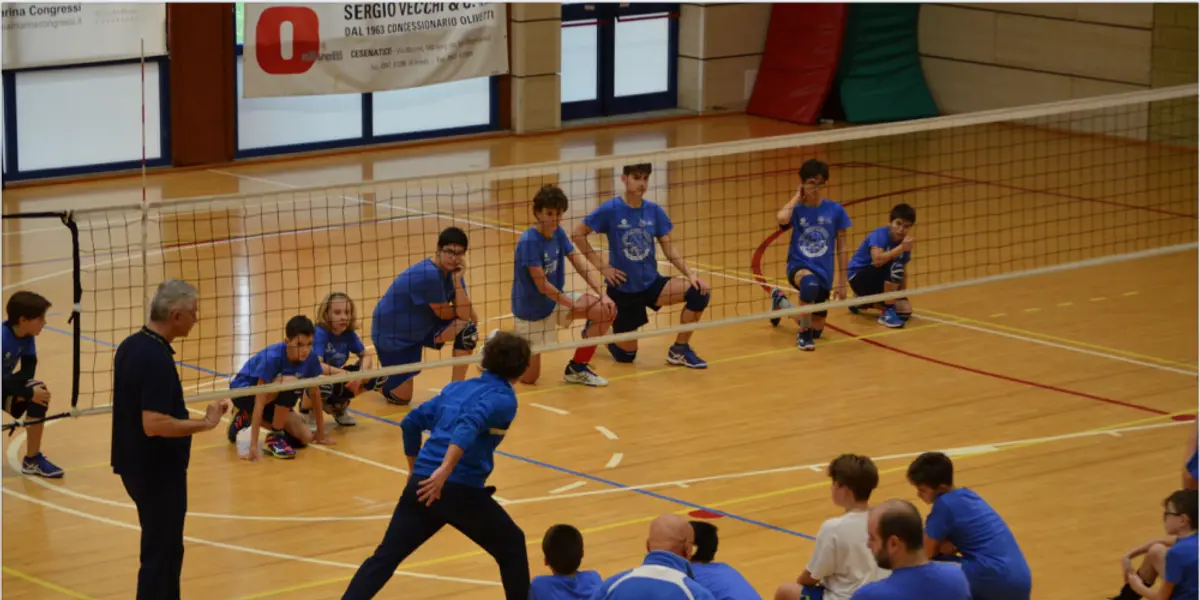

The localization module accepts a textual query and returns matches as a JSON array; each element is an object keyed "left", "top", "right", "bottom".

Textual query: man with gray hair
[{"left": 110, "top": 279, "right": 228, "bottom": 600}]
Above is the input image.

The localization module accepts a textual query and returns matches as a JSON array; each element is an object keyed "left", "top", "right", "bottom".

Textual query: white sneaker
[
  {"left": 333, "top": 410, "right": 357, "bottom": 427},
  {"left": 563, "top": 364, "right": 609, "bottom": 387}
]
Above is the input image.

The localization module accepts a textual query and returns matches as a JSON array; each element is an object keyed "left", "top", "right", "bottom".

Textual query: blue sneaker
[
  {"left": 769, "top": 288, "right": 787, "bottom": 327},
  {"left": 878, "top": 306, "right": 905, "bottom": 328},
  {"left": 796, "top": 330, "right": 815, "bottom": 351},
  {"left": 667, "top": 344, "right": 708, "bottom": 369},
  {"left": 227, "top": 410, "right": 250, "bottom": 443},
  {"left": 848, "top": 304, "right": 861, "bottom": 315},
  {"left": 263, "top": 432, "right": 296, "bottom": 459},
  {"left": 21, "top": 453, "right": 63, "bottom": 478}
]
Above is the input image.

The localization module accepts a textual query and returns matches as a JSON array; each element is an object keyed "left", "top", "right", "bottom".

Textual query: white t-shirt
[{"left": 805, "top": 510, "right": 889, "bottom": 600}]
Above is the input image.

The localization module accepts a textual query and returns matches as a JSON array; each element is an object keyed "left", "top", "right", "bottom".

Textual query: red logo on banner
[{"left": 255, "top": 6, "right": 320, "bottom": 75}]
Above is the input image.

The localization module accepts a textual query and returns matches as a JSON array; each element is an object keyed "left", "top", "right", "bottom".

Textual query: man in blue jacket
[
  {"left": 341, "top": 331, "right": 533, "bottom": 600},
  {"left": 590, "top": 514, "right": 717, "bottom": 600}
]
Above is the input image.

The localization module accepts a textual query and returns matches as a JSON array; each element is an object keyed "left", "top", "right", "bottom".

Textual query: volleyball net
[{"left": 2, "top": 84, "right": 1196, "bottom": 417}]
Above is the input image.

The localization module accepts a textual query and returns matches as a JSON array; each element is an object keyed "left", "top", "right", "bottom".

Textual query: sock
[
  {"left": 777, "top": 295, "right": 794, "bottom": 309},
  {"left": 572, "top": 345, "right": 598, "bottom": 364},
  {"left": 672, "top": 341, "right": 688, "bottom": 349}
]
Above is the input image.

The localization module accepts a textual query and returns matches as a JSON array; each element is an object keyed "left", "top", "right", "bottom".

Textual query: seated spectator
[
  {"left": 532, "top": 524, "right": 603, "bottom": 600},
  {"left": 850, "top": 500, "right": 971, "bottom": 600},
  {"left": 776, "top": 454, "right": 888, "bottom": 600},
  {"left": 689, "top": 520, "right": 762, "bottom": 600},
  {"left": 590, "top": 514, "right": 716, "bottom": 600},
  {"left": 1113, "top": 489, "right": 1198, "bottom": 600},
  {"left": 1184, "top": 427, "right": 1197, "bottom": 491}
]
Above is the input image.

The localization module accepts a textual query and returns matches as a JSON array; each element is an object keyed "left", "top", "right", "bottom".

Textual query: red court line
[
  {"left": 749, "top": 191, "right": 1171, "bottom": 416},
  {"left": 842, "top": 161, "right": 1198, "bottom": 220}
]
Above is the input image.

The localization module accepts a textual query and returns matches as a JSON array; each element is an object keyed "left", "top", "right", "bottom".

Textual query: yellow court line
[
  {"left": 3, "top": 441, "right": 228, "bottom": 480},
  {"left": 918, "top": 307, "right": 1198, "bottom": 370},
  {"left": 2, "top": 565, "right": 96, "bottom": 600},
  {"left": 238, "top": 406, "right": 1196, "bottom": 600},
  {"left": 375, "top": 320, "right": 951, "bottom": 421}
]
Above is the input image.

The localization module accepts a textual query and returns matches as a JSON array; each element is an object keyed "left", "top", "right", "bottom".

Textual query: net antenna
[
  {"left": 1, "top": 212, "right": 83, "bottom": 432},
  {"left": 140, "top": 37, "right": 150, "bottom": 320}
]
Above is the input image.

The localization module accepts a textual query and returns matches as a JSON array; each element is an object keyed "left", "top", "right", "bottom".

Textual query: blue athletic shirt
[
  {"left": 513, "top": 226, "right": 576, "bottom": 322},
  {"left": 691, "top": 562, "right": 762, "bottom": 600},
  {"left": 850, "top": 562, "right": 970, "bottom": 600},
  {"left": 582, "top": 197, "right": 672, "bottom": 294},
  {"left": 2, "top": 321, "right": 35, "bottom": 376},
  {"left": 372, "top": 258, "right": 462, "bottom": 352},
  {"left": 1165, "top": 532, "right": 1198, "bottom": 600},
  {"left": 786, "top": 199, "right": 852, "bottom": 289},
  {"left": 313, "top": 326, "right": 365, "bottom": 369},
  {"left": 401, "top": 371, "right": 517, "bottom": 488},
  {"left": 847, "top": 226, "right": 909, "bottom": 278},
  {"left": 230, "top": 342, "right": 323, "bottom": 390},
  {"left": 531, "top": 571, "right": 603, "bottom": 600},
  {"left": 925, "top": 488, "right": 1032, "bottom": 599}
]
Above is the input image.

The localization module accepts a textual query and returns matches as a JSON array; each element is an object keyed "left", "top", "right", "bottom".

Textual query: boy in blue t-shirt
[
  {"left": 690, "top": 521, "right": 762, "bottom": 600},
  {"left": 906, "top": 452, "right": 1032, "bottom": 600},
  {"left": 531, "top": 524, "right": 604, "bottom": 600},
  {"left": 769, "top": 159, "right": 852, "bottom": 351},
  {"left": 227, "top": 315, "right": 333, "bottom": 460},
  {"left": 1116, "top": 489, "right": 1198, "bottom": 600},
  {"left": 502, "top": 184, "right": 616, "bottom": 388},
  {"left": 2, "top": 291, "right": 62, "bottom": 478},
  {"left": 370, "top": 227, "right": 479, "bottom": 406},
  {"left": 846, "top": 203, "right": 915, "bottom": 329},
  {"left": 852, "top": 499, "right": 971, "bottom": 600},
  {"left": 572, "top": 163, "right": 711, "bottom": 369}
]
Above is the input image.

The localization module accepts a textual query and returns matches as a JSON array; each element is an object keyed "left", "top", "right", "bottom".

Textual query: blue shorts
[
  {"left": 376, "top": 320, "right": 454, "bottom": 396},
  {"left": 962, "top": 562, "right": 1031, "bottom": 600}
]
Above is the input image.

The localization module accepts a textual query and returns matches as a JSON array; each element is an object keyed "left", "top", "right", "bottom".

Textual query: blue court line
[{"left": 42, "top": 324, "right": 815, "bottom": 540}]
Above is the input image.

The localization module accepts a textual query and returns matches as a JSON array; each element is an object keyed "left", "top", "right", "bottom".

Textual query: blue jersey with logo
[
  {"left": 230, "top": 342, "right": 323, "bottom": 389},
  {"left": 2, "top": 322, "right": 35, "bottom": 376},
  {"left": 582, "top": 197, "right": 672, "bottom": 294},
  {"left": 848, "top": 226, "right": 910, "bottom": 278},
  {"left": 313, "top": 326, "right": 366, "bottom": 369},
  {"left": 512, "top": 226, "right": 576, "bottom": 322},
  {"left": 786, "top": 199, "right": 852, "bottom": 288},
  {"left": 372, "top": 258, "right": 462, "bottom": 352}
]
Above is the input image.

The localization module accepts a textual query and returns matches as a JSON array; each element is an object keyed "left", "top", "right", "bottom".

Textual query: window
[{"left": 561, "top": 3, "right": 679, "bottom": 121}]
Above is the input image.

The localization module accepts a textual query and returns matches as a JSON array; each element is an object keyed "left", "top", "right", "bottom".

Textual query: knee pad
[
  {"left": 23, "top": 399, "right": 47, "bottom": 419},
  {"left": 607, "top": 343, "right": 637, "bottom": 363},
  {"left": 684, "top": 286, "right": 710, "bottom": 312},
  {"left": 887, "top": 261, "right": 906, "bottom": 284},
  {"left": 454, "top": 321, "right": 479, "bottom": 351},
  {"left": 798, "top": 275, "right": 823, "bottom": 304}
]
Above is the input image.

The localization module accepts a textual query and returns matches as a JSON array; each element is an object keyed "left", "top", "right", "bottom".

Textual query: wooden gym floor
[{"left": 1, "top": 113, "right": 1197, "bottom": 600}]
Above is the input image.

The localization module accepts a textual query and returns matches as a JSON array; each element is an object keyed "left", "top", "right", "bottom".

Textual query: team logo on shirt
[
  {"left": 542, "top": 250, "right": 559, "bottom": 276},
  {"left": 796, "top": 216, "right": 831, "bottom": 259},
  {"left": 621, "top": 228, "right": 653, "bottom": 262}
]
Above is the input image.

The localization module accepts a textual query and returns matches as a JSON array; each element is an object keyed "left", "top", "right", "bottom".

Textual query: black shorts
[
  {"left": 849, "top": 261, "right": 904, "bottom": 300},
  {"left": 232, "top": 388, "right": 303, "bottom": 424},
  {"left": 607, "top": 275, "right": 673, "bottom": 334}
]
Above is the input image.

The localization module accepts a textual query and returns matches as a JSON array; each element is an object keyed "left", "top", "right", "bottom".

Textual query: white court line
[
  {"left": 605, "top": 453, "right": 624, "bottom": 469},
  {"left": 501, "top": 419, "right": 1191, "bottom": 506},
  {"left": 0, "top": 487, "right": 499, "bottom": 587},
  {"left": 530, "top": 403, "right": 570, "bottom": 416},
  {"left": 549, "top": 481, "right": 587, "bottom": 495},
  {"left": 913, "top": 314, "right": 1198, "bottom": 377},
  {"left": 595, "top": 426, "right": 619, "bottom": 441}
]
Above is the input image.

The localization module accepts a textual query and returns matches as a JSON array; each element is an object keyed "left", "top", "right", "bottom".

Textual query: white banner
[
  {"left": 1, "top": 3, "right": 167, "bottom": 70},
  {"left": 242, "top": 3, "right": 509, "bottom": 99}
]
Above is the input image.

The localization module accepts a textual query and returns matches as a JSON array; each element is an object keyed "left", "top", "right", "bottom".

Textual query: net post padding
[
  {"left": 1, "top": 211, "right": 83, "bottom": 431},
  {"left": 68, "top": 84, "right": 1199, "bottom": 219},
  {"left": 133, "top": 241, "right": 1193, "bottom": 408}
]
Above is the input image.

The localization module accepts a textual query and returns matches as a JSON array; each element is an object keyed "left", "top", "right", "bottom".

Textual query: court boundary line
[{"left": 1, "top": 565, "right": 97, "bottom": 600}]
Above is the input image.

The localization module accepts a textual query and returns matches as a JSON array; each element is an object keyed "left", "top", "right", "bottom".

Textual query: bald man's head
[{"left": 646, "top": 514, "right": 694, "bottom": 559}]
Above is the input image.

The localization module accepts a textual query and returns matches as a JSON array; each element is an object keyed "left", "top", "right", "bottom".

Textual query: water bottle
[{"left": 236, "top": 427, "right": 251, "bottom": 459}]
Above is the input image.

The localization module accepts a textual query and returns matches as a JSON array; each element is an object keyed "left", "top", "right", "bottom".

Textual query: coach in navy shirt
[
  {"left": 342, "top": 331, "right": 533, "bottom": 600},
  {"left": 110, "top": 280, "right": 228, "bottom": 600},
  {"left": 852, "top": 500, "right": 971, "bottom": 600}
]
